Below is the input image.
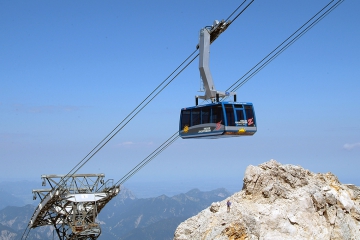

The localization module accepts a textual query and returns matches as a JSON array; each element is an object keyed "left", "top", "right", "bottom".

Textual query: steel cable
[
  {"left": 116, "top": 132, "right": 180, "bottom": 185},
  {"left": 20, "top": 226, "right": 31, "bottom": 240},
  {"left": 225, "top": 0, "right": 254, "bottom": 23},
  {"left": 59, "top": 50, "right": 198, "bottom": 185},
  {"left": 223, "top": 0, "right": 344, "bottom": 98}
]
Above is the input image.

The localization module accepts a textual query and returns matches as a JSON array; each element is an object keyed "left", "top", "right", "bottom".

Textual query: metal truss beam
[{"left": 29, "top": 174, "right": 120, "bottom": 240}]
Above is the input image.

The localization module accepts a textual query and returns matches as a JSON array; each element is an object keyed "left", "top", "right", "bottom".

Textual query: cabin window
[
  {"left": 225, "top": 104, "right": 236, "bottom": 126},
  {"left": 201, "top": 107, "right": 211, "bottom": 124},
  {"left": 181, "top": 110, "right": 191, "bottom": 129},
  {"left": 211, "top": 105, "right": 223, "bottom": 124},
  {"left": 245, "top": 105, "right": 255, "bottom": 126},
  {"left": 192, "top": 109, "right": 201, "bottom": 126},
  {"left": 235, "top": 109, "right": 245, "bottom": 126},
  {"left": 234, "top": 104, "right": 243, "bottom": 109}
]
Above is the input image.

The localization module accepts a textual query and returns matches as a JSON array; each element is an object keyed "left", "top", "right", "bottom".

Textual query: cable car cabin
[{"left": 179, "top": 102, "right": 256, "bottom": 139}]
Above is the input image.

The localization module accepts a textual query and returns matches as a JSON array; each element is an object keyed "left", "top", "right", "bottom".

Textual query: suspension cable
[
  {"left": 225, "top": 0, "right": 254, "bottom": 23},
  {"left": 223, "top": 0, "right": 344, "bottom": 98},
  {"left": 20, "top": 226, "right": 31, "bottom": 240},
  {"left": 116, "top": 131, "right": 180, "bottom": 185},
  {"left": 58, "top": 50, "right": 198, "bottom": 185}
]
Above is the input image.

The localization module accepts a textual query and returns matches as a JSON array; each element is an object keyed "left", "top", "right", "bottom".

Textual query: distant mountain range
[
  {"left": 0, "top": 187, "right": 231, "bottom": 240},
  {"left": 0, "top": 181, "right": 39, "bottom": 210}
]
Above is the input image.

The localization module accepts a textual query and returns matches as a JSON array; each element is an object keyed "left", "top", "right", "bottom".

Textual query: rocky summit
[{"left": 174, "top": 160, "right": 360, "bottom": 240}]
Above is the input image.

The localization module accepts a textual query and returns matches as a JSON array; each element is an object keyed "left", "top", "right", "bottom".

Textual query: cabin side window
[
  {"left": 211, "top": 105, "right": 223, "bottom": 124},
  {"left": 201, "top": 107, "right": 211, "bottom": 124},
  {"left": 245, "top": 105, "right": 255, "bottom": 126},
  {"left": 225, "top": 104, "right": 236, "bottom": 126},
  {"left": 235, "top": 109, "right": 245, "bottom": 126},
  {"left": 192, "top": 109, "right": 201, "bottom": 126},
  {"left": 181, "top": 110, "right": 191, "bottom": 129}
]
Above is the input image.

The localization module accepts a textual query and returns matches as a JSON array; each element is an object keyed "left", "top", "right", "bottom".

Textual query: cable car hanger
[{"left": 196, "top": 20, "right": 237, "bottom": 105}]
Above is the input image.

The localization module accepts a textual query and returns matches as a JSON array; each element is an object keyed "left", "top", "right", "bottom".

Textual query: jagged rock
[
  {"left": 174, "top": 160, "right": 360, "bottom": 240},
  {"left": 210, "top": 202, "right": 220, "bottom": 213}
]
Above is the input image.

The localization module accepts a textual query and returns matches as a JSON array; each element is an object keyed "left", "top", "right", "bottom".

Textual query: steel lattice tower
[{"left": 29, "top": 174, "right": 120, "bottom": 240}]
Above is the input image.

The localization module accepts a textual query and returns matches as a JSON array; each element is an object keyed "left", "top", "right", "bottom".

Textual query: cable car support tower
[{"left": 27, "top": 174, "right": 120, "bottom": 240}]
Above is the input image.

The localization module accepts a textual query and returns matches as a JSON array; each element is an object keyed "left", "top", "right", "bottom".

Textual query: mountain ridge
[
  {"left": 0, "top": 187, "right": 231, "bottom": 240},
  {"left": 174, "top": 160, "right": 360, "bottom": 239}
]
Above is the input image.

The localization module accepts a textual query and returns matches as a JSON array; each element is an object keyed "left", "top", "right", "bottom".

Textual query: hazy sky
[{"left": 1, "top": 1, "right": 359, "bottom": 195}]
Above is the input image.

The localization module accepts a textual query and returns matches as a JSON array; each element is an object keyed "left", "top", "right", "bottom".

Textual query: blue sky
[{"left": 1, "top": 1, "right": 359, "bottom": 196}]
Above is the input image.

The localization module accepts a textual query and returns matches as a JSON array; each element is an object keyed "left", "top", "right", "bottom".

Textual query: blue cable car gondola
[
  {"left": 179, "top": 102, "right": 256, "bottom": 139},
  {"left": 180, "top": 20, "right": 257, "bottom": 139}
]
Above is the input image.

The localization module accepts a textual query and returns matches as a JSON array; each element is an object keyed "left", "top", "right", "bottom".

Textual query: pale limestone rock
[
  {"left": 210, "top": 202, "right": 220, "bottom": 213},
  {"left": 325, "top": 189, "right": 338, "bottom": 205},
  {"left": 338, "top": 189, "right": 354, "bottom": 212},
  {"left": 325, "top": 205, "right": 337, "bottom": 225},
  {"left": 174, "top": 160, "right": 360, "bottom": 240}
]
